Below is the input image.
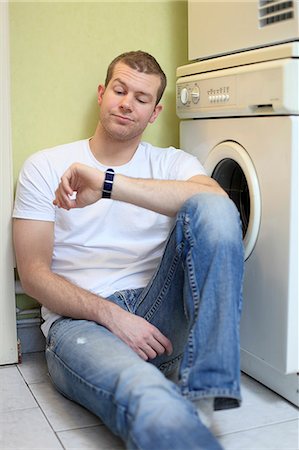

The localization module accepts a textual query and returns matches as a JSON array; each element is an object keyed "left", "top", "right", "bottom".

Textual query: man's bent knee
[{"left": 178, "top": 193, "right": 242, "bottom": 244}]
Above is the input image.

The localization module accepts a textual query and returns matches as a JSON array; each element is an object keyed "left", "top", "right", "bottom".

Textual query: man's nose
[{"left": 119, "top": 95, "right": 133, "bottom": 111}]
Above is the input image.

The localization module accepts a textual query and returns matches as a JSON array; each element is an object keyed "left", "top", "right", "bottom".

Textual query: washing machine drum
[{"left": 204, "top": 141, "right": 261, "bottom": 260}]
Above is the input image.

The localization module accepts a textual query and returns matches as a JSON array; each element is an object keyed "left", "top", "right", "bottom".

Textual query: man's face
[{"left": 97, "top": 62, "right": 162, "bottom": 142}]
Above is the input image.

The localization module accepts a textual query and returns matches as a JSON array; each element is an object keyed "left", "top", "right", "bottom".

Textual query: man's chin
[{"left": 107, "top": 125, "right": 142, "bottom": 142}]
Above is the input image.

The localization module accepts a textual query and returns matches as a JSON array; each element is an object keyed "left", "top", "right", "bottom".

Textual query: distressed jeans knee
[{"left": 178, "top": 192, "right": 242, "bottom": 251}]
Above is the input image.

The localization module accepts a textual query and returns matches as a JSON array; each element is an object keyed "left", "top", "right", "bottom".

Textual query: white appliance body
[
  {"left": 177, "top": 50, "right": 299, "bottom": 406},
  {"left": 189, "top": 0, "right": 299, "bottom": 60}
]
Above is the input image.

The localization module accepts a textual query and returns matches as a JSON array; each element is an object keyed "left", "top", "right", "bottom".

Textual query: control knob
[
  {"left": 191, "top": 86, "right": 200, "bottom": 104},
  {"left": 180, "top": 87, "right": 189, "bottom": 105}
]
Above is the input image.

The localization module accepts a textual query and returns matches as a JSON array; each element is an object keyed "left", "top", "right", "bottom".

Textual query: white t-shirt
[{"left": 13, "top": 139, "right": 205, "bottom": 335}]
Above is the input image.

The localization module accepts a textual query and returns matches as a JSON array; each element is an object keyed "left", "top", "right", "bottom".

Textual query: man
[{"left": 13, "top": 50, "right": 244, "bottom": 450}]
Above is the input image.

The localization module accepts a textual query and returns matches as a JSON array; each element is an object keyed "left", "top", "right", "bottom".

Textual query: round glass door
[{"left": 204, "top": 141, "right": 261, "bottom": 260}]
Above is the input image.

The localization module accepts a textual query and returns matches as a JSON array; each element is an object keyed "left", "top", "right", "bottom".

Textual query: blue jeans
[{"left": 45, "top": 193, "right": 244, "bottom": 450}]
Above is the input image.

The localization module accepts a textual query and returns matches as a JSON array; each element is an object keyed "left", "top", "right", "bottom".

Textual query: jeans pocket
[{"left": 109, "top": 289, "right": 143, "bottom": 313}]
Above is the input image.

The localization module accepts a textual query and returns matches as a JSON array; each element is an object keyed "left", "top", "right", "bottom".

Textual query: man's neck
[{"left": 89, "top": 124, "right": 141, "bottom": 167}]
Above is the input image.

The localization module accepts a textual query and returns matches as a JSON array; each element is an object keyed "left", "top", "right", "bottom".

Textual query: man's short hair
[{"left": 105, "top": 50, "right": 167, "bottom": 105}]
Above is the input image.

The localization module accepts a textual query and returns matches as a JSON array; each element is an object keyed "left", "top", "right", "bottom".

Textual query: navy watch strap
[{"left": 102, "top": 168, "right": 115, "bottom": 199}]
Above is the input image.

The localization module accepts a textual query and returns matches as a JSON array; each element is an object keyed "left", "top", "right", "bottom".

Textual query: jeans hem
[{"left": 183, "top": 388, "right": 242, "bottom": 409}]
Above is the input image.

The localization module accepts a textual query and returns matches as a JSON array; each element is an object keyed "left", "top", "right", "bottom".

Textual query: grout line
[
  {"left": 214, "top": 417, "right": 299, "bottom": 438},
  {"left": 56, "top": 423, "right": 108, "bottom": 435},
  {"left": 0, "top": 405, "right": 42, "bottom": 416},
  {"left": 16, "top": 363, "right": 66, "bottom": 450},
  {"left": 16, "top": 360, "right": 105, "bottom": 439}
]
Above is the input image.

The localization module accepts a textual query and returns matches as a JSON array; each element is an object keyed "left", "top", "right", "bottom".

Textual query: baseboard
[{"left": 241, "top": 349, "right": 299, "bottom": 407}]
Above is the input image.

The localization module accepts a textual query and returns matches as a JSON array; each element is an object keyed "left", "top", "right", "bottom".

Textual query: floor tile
[
  {"left": 0, "top": 407, "right": 63, "bottom": 449},
  {"left": 0, "top": 365, "right": 37, "bottom": 413},
  {"left": 57, "top": 424, "right": 124, "bottom": 449},
  {"left": 29, "top": 379, "right": 101, "bottom": 432},
  {"left": 17, "top": 351, "right": 48, "bottom": 384},
  {"left": 213, "top": 373, "right": 299, "bottom": 436},
  {"left": 218, "top": 419, "right": 299, "bottom": 450}
]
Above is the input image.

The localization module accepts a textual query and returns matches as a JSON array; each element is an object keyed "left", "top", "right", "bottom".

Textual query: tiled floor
[{"left": 0, "top": 352, "right": 298, "bottom": 450}]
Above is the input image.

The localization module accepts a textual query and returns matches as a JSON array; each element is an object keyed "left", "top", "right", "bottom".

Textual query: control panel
[
  {"left": 177, "top": 74, "right": 236, "bottom": 118},
  {"left": 176, "top": 58, "right": 299, "bottom": 118},
  {"left": 177, "top": 75, "right": 235, "bottom": 110}
]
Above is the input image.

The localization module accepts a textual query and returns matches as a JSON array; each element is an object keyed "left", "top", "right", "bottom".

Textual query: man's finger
[{"left": 154, "top": 331, "right": 173, "bottom": 356}]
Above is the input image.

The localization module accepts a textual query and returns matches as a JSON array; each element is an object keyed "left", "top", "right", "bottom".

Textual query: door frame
[
  {"left": 204, "top": 141, "right": 261, "bottom": 260},
  {"left": 0, "top": 1, "right": 18, "bottom": 365}
]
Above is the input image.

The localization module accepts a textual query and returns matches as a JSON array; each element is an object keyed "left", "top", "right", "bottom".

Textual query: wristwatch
[{"left": 102, "top": 168, "right": 115, "bottom": 199}]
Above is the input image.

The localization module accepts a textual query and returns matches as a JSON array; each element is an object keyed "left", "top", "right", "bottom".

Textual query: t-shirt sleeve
[
  {"left": 164, "top": 147, "right": 207, "bottom": 181},
  {"left": 13, "top": 155, "right": 56, "bottom": 222}
]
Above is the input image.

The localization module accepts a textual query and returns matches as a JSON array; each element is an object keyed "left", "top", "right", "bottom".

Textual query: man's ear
[
  {"left": 149, "top": 104, "right": 163, "bottom": 124},
  {"left": 97, "top": 84, "right": 105, "bottom": 105}
]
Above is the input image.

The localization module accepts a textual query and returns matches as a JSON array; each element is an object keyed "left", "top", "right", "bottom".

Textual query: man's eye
[{"left": 137, "top": 98, "right": 147, "bottom": 104}]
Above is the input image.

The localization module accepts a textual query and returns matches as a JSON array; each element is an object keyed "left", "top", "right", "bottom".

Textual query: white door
[{"left": 0, "top": 2, "right": 18, "bottom": 365}]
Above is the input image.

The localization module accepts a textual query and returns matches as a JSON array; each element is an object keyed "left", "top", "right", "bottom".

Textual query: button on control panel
[{"left": 208, "top": 94, "right": 230, "bottom": 103}]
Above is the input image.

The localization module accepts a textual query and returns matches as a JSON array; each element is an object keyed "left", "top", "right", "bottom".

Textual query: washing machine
[{"left": 176, "top": 43, "right": 299, "bottom": 406}]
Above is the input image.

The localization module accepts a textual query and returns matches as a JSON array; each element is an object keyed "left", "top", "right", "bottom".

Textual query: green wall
[{"left": 10, "top": 0, "right": 188, "bottom": 183}]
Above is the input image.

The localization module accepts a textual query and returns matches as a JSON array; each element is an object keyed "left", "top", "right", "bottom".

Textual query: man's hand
[
  {"left": 54, "top": 163, "right": 103, "bottom": 210},
  {"left": 107, "top": 304, "right": 173, "bottom": 361}
]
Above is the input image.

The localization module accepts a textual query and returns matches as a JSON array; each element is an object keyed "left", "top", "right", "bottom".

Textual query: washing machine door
[{"left": 204, "top": 141, "right": 261, "bottom": 260}]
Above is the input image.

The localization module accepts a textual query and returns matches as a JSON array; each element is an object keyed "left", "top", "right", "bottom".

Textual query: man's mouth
[{"left": 112, "top": 114, "right": 134, "bottom": 123}]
